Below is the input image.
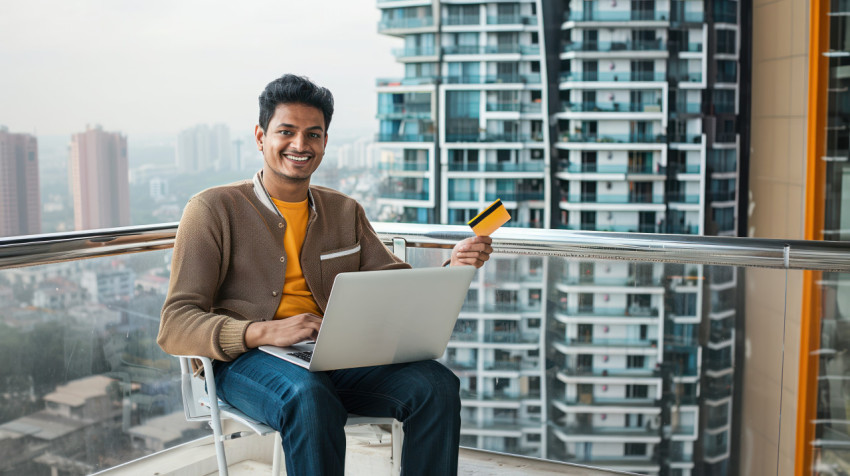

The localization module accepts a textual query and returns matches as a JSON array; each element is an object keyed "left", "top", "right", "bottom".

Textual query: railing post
[{"left": 392, "top": 238, "right": 407, "bottom": 262}]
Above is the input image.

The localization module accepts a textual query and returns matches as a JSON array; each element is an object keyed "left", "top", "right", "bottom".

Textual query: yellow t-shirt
[{"left": 271, "top": 197, "right": 322, "bottom": 319}]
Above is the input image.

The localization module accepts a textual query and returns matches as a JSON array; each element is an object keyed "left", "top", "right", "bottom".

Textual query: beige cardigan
[{"left": 157, "top": 173, "right": 409, "bottom": 361}]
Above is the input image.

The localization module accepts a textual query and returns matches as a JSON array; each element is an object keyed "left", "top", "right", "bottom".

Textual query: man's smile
[{"left": 285, "top": 154, "right": 311, "bottom": 162}]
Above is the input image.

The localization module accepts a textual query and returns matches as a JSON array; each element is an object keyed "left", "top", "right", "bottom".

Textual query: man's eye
[
  {"left": 279, "top": 130, "right": 292, "bottom": 135},
  {"left": 309, "top": 133, "right": 321, "bottom": 139}
]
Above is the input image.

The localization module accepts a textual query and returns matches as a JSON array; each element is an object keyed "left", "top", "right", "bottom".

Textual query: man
[{"left": 158, "top": 74, "right": 493, "bottom": 475}]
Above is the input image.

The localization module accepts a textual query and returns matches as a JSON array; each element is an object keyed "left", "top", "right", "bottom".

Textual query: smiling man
[{"left": 158, "top": 74, "right": 492, "bottom": 476}]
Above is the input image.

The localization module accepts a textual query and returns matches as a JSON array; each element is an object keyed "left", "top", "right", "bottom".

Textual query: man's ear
[
  {"left": 324, "top": 133, "right": 329, "bottom": 148},
  {"left": 254, "top": 125, "right": 265, "bottom": 151}
]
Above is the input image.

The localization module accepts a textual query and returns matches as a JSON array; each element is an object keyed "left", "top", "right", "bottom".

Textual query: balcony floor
[{"left": 97, "top": 422, "right": 627, "bottom": 476}]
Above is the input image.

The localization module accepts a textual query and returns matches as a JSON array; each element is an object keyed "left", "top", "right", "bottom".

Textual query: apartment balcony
[
  {"left": 669, "top": 163, "right": 701, "bottom": 175},
  {"left": 375, "top": 132, "right": 434, "bottom": 143},
  {"left": 2, "top": 224, "right": 848, "bottom": 475},
  {"left": 559, "top": 367, "right": 660, "bottom": 379},
  {"left": 551, "top": 424, "right": 662, "bottom": 441},
  {"left": 486, "top": 102, "right": 543, "bottom": 113},
  {"left": 390, "top": 45, "right": 437, "bottom": 59},
  {"left": 562, "top": 40, "right": 667, "bottom": 54},
  {"left": 443, "top": 73, "right": 542, "bottom": 85},
  {"left": 559, "top": 274, "right": 662, "bottom": 287},
  {"left": 556, "top": 305, "right": 660, "bottom": 318},
  {"left": 563, "top": 193, "right": 666, "bottom": 205},
  {"left": 448, "top": 162, "right": 545, "bottom": 173},
  {"left": 563, "top": 10, "right": 670, "bottom": 22},
  {"left": 443, "top": 15, "right": 481, "bottom": 26},
  {"left": 378, "top": 190, "right": 429, "bottom": 201},
  {"left": 559, "top": 133, "right": 666, "bottom": 144},
  {"left": 376, "top": 76, "right": 438, "bottom": 87},
  {"left": 667, "top": 193, "right": 701, "bottom": 204},
  {"left": 562, "top": 101, "right": 662, "bottom": 113},
  {"left": 558, "top": 162, "right": 664, "bottom": 175},
  {"left": 556, "top": 337, "right": 659, "bottom": 349},
  {"left": 377, "top": 161, "right": 430, "bottom": 172},
  {"left": 378, "top": 16, "right": 435, "bottom": 32},
  {"left": 487, "top": 14, "right": 538, "bottom": 26},
  {"left": 442, "top": 44, "right": 541, "bottom": 56},
  {"left": 560, "top": 71, "right": 667, "bottom": 83},
  {"left": 376, "top": 103, "right": 431, "bottom": 120},
  {"left": 558, "top": 223, "right": 662, "bottom": 233},
  {"left": 446, "top": 132, "right": 543, "bottom": 143},
  {"left": 669, "top": 133, "right": 703, "bottom": 144},
  {"left": 485, "top": 191, "right": 544, "bottom": 202}
]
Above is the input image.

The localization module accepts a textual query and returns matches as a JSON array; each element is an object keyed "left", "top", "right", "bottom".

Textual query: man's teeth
[{"left": 286, "top": 155, "right": 309, "bottom": 162}]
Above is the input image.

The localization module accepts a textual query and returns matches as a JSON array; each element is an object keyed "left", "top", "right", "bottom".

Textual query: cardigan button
[
  {"left": 280, "top": 257, "right": 285, "bottom": 262},
  {"left": 272, "top": 291, "right": 278, "bottom": 297},
  {"left": 278, "top": 222, "right": 284, "bottom": 228}
]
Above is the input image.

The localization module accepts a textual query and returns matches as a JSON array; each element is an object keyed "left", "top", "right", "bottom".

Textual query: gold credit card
[{"left": 467, "top": 198, "right": 511, "bottom": 236}]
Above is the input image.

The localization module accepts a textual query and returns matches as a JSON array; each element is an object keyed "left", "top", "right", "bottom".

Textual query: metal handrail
[{"left": 1, "top": 222, "right": 850, "bottom": 272}]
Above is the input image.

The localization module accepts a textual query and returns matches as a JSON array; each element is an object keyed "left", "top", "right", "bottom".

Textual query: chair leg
[
  {"left": 208, "top": 420, "right": 229, "bottom": 476},
  {"left": 272, "top": 432, "right": 283, "bottom": 476},
  {"left": 390, "top": 420, "right": 403, "bottom": 476}
]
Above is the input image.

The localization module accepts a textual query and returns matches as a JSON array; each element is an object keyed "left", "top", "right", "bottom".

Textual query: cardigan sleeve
[{"left": 158, "top": 196, "right": 251, "bottom": 361}]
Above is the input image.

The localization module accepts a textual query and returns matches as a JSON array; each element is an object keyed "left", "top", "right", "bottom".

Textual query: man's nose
[{"left": 289, "top": 133, "right": 306, "bottom": 151}]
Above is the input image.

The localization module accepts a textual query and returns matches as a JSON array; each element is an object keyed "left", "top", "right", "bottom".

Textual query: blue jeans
[{"left": 212, "top": 349, "right": 461, "bottom": 476}]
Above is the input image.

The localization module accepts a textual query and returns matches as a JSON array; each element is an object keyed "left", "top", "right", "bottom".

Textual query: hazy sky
[{"left": 0, "top": 0, "right": 401, "bottom": 140}]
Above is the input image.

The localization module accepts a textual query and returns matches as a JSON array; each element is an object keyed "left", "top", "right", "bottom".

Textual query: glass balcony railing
[
  {"left": 376, "top": 76, "right": 438, "bottom": 86},
  {"left": 378, "top": 190, "right": 429, "bottom": 200},
  {"left": 442, "top": 44, "right": 540, "bottom": 55},
  {"left": 378, "top": 16, "right": 435, "bottom": 31},
  {"left": 375, "top": 132, "right": 434, "bottom": 142},
  {"left": 390, "top": 46, "right": 436, "bottom": 58},
  {"left": 562, "top": 40, "right": 667, "bottom": 53},
  {"left": 564, "top": 193, "right": 666, "bottom": 204},
  {"left": 486, "top": 14, "right": 538, "bottom": 25},
  {"left": 560, "top": 163, "right": 663, "bottom": 174},
  {"left": 562, "top": 101, "right": 662, "bottom": 113},
  {"left": 377, "top": 161, "right": 430, "bottom": 172},
  {"left": 485, "top": 191, "right": 545, "bottom": 202},
  {"left": 563, "top": 10, "right": 671, "bottom": 22},
  {"left": 443, "top": 15, "right": 480, "bottom": 26},
  {"left": 443, "top": 73, "right": 541, "bottom": 85},
  {"left": 448, "top": 162, "right": 545, "bottom": 172},
  {"left": 376, "top": 102, "right": 431, "bottom": 119},
  {"left": 1, "top": 224, "right": 848, "bottom": 475},
  {"left": 486, "top": 101, "right": 543, "bottom": 112},
  {"left": 559, "top": 133, "right": 667, "bottom": 143},
  {"left": 560, "top": 71, "right": 667, "bottom": 82},
  {"left": 446, "top": 132, "right": 543, "bottom": 143}
]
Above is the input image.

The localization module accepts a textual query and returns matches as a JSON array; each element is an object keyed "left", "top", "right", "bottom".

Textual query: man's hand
[
  {"left": 450, "top": 235, "right": 493, "bottom": 268},
  {"left": 244, "top": 313, "right": 323, "bottom": 348}
]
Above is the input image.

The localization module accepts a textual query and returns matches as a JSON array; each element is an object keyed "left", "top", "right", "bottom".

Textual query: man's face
[{"left": 256, "top": 102, "right": 327, "bottom": 185}]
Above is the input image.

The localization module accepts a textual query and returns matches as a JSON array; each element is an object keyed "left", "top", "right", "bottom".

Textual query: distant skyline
[{"left": 0, "top": 0, "right": 400, "bottom": 139}]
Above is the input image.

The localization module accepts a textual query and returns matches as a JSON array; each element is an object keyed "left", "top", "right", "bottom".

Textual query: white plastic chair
[{"left": 175, "top": 354, "right": 403, "bottom": 476}]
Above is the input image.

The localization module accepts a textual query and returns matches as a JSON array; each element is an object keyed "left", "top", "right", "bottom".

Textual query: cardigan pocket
[{"left": 319, "top": 242, "right": 361, "bottom": 294}]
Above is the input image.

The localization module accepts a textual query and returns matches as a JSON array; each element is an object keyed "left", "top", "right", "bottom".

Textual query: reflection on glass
[
  {"left": 401, "top": 247, "right": 752, "bottom": 474},
  {"left": 0, "top": 251, "right": 202, "bottom": 475}
]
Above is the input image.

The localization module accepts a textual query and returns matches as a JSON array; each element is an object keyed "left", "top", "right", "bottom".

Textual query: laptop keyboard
[{"left": 288, "top": 351, "right": 313, "bottom": 362}]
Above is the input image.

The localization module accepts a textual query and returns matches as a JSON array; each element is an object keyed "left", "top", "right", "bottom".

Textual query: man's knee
[
  {"left": 278, "top": 377, "right": 347, "bottom": 428},
  {"left": 413, "top": 361, "right": 461, "bottom": 410}
]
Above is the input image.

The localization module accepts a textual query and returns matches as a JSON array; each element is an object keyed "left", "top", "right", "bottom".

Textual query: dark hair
[{"left": 258, "top": 74, "right": 334, "bottom": 132}]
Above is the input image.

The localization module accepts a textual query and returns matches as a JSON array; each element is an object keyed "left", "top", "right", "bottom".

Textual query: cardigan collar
[{"left": 252, "top": 170, "right": 316, "bottom": 218}]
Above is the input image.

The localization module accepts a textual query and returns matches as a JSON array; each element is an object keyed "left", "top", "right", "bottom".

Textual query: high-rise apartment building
[
  {"left": 69, "top": 125, "right": 130, "bottom": 230},
  {"left": 376, "top": 1, "right": 744, "bottom": 474},
  {"left": 0, "top": 126, "right": 40, "bottom": 237},
  {"left": 176, "top": 123, "right": 232, "bottom": 173}
]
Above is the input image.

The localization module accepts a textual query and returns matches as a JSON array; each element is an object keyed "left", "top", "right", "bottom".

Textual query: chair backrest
[{"left": 178, "top": 356, "right": 212, "bottom": 422}]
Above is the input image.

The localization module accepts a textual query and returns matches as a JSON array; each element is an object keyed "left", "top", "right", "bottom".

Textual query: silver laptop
[{"left": 259, "top": 266, "right": 476, "bottom": 371}]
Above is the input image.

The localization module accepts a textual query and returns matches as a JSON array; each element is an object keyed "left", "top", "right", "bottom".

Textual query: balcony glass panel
[{"left": 0, "top": 228, "right": 839, "bottom": 475}]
